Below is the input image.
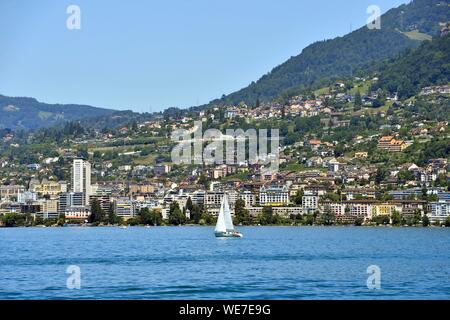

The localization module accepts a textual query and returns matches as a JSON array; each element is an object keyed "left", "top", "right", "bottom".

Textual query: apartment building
[
  {"left": 377, "top": 136, "right": 407, "bottom": 152},
  {"left": 259, "top": 186, "right": 289, "bottom": 206},
  {"left": 302, "top": 191, "right": 319, "bottom": 210}
]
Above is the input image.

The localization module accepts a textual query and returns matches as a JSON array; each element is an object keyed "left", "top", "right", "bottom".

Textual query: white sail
[
  {"left": 215, "top": 193, "right": 234, "bottom": 232},
  {"left": 222, "top": 194, "right": 234, "bottom": 231},
  {"left": 215, "top": 199, "right": 227, "bottom": 233}
]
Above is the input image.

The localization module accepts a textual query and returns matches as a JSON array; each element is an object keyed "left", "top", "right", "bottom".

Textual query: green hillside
[
  {"left": 0, "top": 95, "right": 116, "bottom": 130},
  {"left": 207, "top": 0, "right": 450, "bottom": 107},
  {"left": 374, "top": 34, "right": 450, "bottom": 99}
]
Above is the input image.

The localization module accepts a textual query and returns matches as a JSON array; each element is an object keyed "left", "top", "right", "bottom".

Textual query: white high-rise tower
[{"left": 72, "top": 159, "right": 91, "bottom": 205}]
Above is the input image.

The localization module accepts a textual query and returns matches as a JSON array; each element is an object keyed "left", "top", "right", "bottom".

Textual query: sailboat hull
[{"left": 215, "top": 231, "right": 243, "bottom": 238}]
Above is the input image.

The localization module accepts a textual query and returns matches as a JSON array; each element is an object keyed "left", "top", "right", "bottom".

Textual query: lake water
[{"left": 1, "top": 226, "right": 449, "bottom": 300}]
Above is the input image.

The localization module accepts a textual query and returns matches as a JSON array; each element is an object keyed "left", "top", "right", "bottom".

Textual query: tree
[
  {"left": 391, "top": 210, "right": 402, "bottom": 226},
  {"left": 105, "top": 202, "right": 119, "bottom": 225},
  {"left": 293, "top": 189, "right": 304, "bottom": 205},
  {"left": 375, "top": 168, "right": 387, "bottom": 185},
  {"left": 198, "top": 175, "right": 210, "bottom": 190},
  {"left": 57, "top": 213, "right": 66, "bottom": 226},
  {"left": 372, "top": 98, "right": 383, "bottom": 108},
  {"left": 262, "top": 207, "right": 274, "bottom": 225},
  {"left": 445, "top": 216, "right": 450, "bottom": 228},
  {"left": 139, "top": 208, "right": 153, "bottom": 225},
  {"left": 334, "top": 143, "right": 346, "bottom": 157},
  {"left": 397, "top": 169, "right": 415, "bottom": 182},
  {"left": 149, "top": 209, "right": 163, "bottom": 226},
  {"left": 373, "top": 215, "right": 390, "bottom": 225},
  {"left": 1, "top": 213, "right": 26, "bottom": 227},
  {"left": 411, "top": 212, "right": 422, "bottom": 226},
  {"left": 290, "top": 214, "right": 304, "bottom": 225},
  {"left": 168, "top": 202, "right": 185, "bottom": 226},
  {"left": 321, "top": 208, "right": 336, "bottom": 226},
  {"left": 421, "top": 188, "right": 428, "bottom": 201},
  {"left": 76, "top": 145, "right": 89, "bottom": 160},
  {"left": 234, "top": 199, "right": 250, "bottom": 225},
  {"left": 190, "top": 204, "right": 203, "bottom": 224},
  {"left": 354, "top": 91, "right": 362, "bottom": 111},
  {"left": 200, "top": 211, "right": 215, "bottom": 225},
  {"left": 186, "top": 197, "right": 193, "bottom": 213},
  {"left": 305, "top": 214, "right": 315, "bottom": 226},
  {"left": 422, "top": 214, "right": 430, "bottom": 227},
  {"left": 89, "top": 199, "right": 105, "bottom": 224}
]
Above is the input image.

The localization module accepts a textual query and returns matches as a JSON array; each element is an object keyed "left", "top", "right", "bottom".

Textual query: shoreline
[{"left": 1, "top": 224, "right": 448, "bottom": 229}]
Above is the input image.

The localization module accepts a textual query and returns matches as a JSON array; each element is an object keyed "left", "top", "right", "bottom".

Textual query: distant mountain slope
[
  {"left": 0, "top": 95, "right": 116, "bottom": 130},
  {"left": 208, "top": 0, "right": 450, "bottom": 106},
  {"left": 374, "top": 33, "right": 450, "bottom": 99}
]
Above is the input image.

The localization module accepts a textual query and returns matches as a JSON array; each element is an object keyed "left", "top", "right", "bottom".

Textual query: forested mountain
[
  {"left": 207, "top": 0, "right": 450, "bottom": 107},
  {"left": 374, "top": 34, "right": 450, "bottom": 99},
  {"left": 0, "top": 95, "right": 117, "bottom": 130}
]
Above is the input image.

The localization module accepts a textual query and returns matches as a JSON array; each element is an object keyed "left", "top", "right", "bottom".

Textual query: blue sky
[{"left": 0, "top": 0, "right": 407, "bottom": 113}]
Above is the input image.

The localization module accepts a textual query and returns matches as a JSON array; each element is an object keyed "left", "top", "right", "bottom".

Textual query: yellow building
[
  {"left": 372, "top": 203, "right": 397, "bottom": 217},
  {"left": 38, "top": 199, "right": 59, "bottom": 219},
  {"left": 354, "top": 152, "right": 368, "bottom": 159},
  {"left": 377, "top": 136, "right": 407, "bottom": 153},
  {"left": 129, "top": 184, "right": 155, "bottom": 194},
  {"left": 32, "top": 180, "right": 66, "bottom": 196}
]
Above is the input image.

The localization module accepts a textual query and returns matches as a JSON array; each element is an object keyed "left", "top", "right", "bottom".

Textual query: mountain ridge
[
  {"left": 0, "top": 94, "right": 120, "bottom": 130},
  {"left": 204, "top": 0, "right": 450, "bottom": 107}
]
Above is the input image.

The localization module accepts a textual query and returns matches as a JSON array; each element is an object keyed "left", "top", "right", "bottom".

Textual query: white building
[
  {"left": 58, "top": 192, "right": 87, "bottom": 214},
  {"left": 259, "top": 186, "right": 289, "bottom": 206},
  {"left": 204, "top": 191, "right": 238, "bottom": 208},
  {"left": 429, "top": 202, "right": 450, "bottom": 223},
  {"left": 302, "top": 192, "right": 318, "bottom": 210},
  {"left": 190, "top": 190, "right": 205, "bottom": 206},
  {"left": 17, "top": 191, "right": 38, "bottom": 204},
  {"left": 114, "top": 198, "right": 137, "bottom": 219},
  {"left": 239, "top": 190, "right": 256, "bottom": 207},
  {"left": 154, "top": 165, "right": 172, "bottom": 176},
  {"left": 65, "top": 206, "right": 91, "bottom": 220},
  {"left": 72, "top": 159, "right": 91, "bottom": 205}
]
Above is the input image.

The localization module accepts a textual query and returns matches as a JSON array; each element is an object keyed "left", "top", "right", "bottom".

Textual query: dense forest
[
  {"left": 0, "top": 95, "right": 116, "bottom": 130},
  {"left": 374, "top": 34, "right": 450, "bottom": 99},
  {"left": 206, "top": 0, "right": 450, "bottom": 107},
  {"left": 0, "top": 95, "right": 157, "bottom": 131}
]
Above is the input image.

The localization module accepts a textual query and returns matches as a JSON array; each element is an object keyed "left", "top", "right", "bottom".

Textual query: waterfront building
[
  {"left": 114, "top": 198, "right": 137, "bottom": 219},
  {"left": 372, "top": 203, "right": 397, "bottom": 217},
  {"left": 37, "top": 199, "right": 59, "bottom": 219},
  {"left": 320, "top": 200, "right": 375, "bottom": 223},
  {"left": 89, "top": 193, "right": 111, "bottom": 213},
  {"left": 190, "top": 190, "right": 205, "bottom": 206},
  {"left": 259, "top": 186, "right": 289, "bottom": 206},
  {"left": 204, "top": 191, "right": 238, "bottom": 208},
  {"left": 272, "top": 207, "right": 305, "bottom": 217},
  {"left": 429, "top": 201, "right": 450, "bottom": 223},
  {"left": 72, "top": 159, "right": 91, "bottom": 205},
  {"left": 302, "top": 191, "right": 319, "bottom": 211},
  {"left": 65, "top": 206, "right": 91, "bottom": 220},
  {"left": 239, "top": 190, "right": 256, "bottom": 207},
  {"left": 58, "top": 192, "right": 87, "bottom": 214}
]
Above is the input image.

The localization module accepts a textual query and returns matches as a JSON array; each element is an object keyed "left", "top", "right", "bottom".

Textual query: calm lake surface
[{"left": 1, "top": 226, "right": 449, "bottom": 300}]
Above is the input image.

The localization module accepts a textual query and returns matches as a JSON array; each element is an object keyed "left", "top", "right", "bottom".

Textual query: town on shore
[
  {"left": 1, "top": 157, "right": 448, "bottom": 228},
  {"left": 1, "top": 81, "right": 449, "bottom": 228}
]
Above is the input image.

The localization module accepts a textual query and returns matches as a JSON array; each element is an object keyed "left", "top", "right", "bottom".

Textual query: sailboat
[{"left": 215, "top": 194, "right": 243, "bottom": 238}]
